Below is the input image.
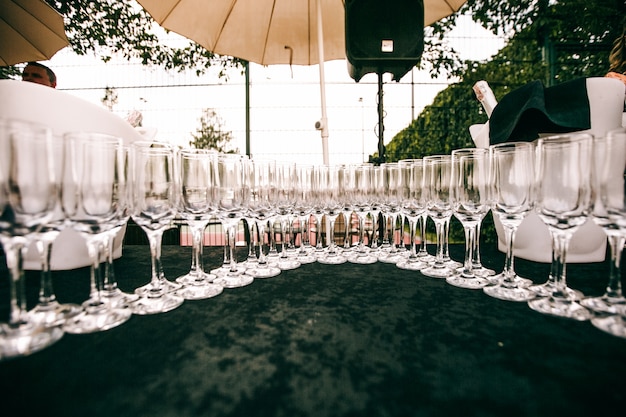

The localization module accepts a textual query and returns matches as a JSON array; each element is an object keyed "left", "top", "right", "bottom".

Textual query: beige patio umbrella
[
  {"left": 137, "top": 0, "right": 466, "bottom": 163},
  {"left": 0, "top": 0, "right": 69, "bottom": 66}
]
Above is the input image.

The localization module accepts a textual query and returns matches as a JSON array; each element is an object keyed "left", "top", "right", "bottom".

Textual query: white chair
[
  {"left": 0, "top": 80, "right": 146, "bottom": 270},
  {"left": 470, "top": 77, "right": 625, "bottom": 263}
]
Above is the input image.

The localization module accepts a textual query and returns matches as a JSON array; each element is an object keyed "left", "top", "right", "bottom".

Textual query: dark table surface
[{"left": 0, "top": 243, "right": 625, "bottom": 417}]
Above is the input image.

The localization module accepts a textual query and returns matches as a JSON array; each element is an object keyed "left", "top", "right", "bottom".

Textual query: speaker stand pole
[{"left": 377, "top": 72, "right": 385, "bottom": 164}]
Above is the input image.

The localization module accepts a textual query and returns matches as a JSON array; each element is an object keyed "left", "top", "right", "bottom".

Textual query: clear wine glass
[
  {"left": 272, "top": 161, "right": 301, "bottom": 270},
  {"left": 579, "top": 130, "right": 626, "bottom": 314},
  {"left": 421, "top": 155, "right": 456, "bottom": 278},
  {"left": 377, "top": 162, "right": 404, "bottom": 264},
  {"left": 482, "top": 142, "right": 536, "bottom": 301},
  {"left": 246, "top": 158, "right": 281, "bottom": 278},
  {"left": 175, "top": 148, "right": 224, "bottom": 300},
  {"left": 292, "top": 164, "right": 317, "bottom": 264},
  {"left": 527, "top": 133, "right": 594, "bottom": 321},
  {"left": 98, "top": 146, "right": 139, "bottom": 308},
  {"left": 590, "top": 128, "right": 626, "bottom": 337},
  {"left": 27, "top": 135, "right": 81, "bottom": 327},
  {"left": 0, "top": 118, "right": 64, "bottom": 359},
  {"left": 446, "top": 148, "right": 491, "bottom": 289},
  {"left": 212, "top": 154, "right": 255, "bottom": 288},
  {"left": 60, "top": 132, "right": 133, "bottom": 333},
  {"left": 396, "top": 159, "right": 427, "bottom": 271},
  {"left": 347, "top": 163, "right": 378, "bottom": 265},
  {"left": 128, "top": 141, "right": 184, "bottom": 314},
  {"left": 317, "top": 165, "right": 347, "bottom": 265}
]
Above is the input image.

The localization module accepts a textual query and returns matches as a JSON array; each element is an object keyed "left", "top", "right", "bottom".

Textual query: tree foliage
[
  {"left": 189, "top": 109, "right": 238, "bottom": 153},
  {"left": 386, "top": 0, "right": 624, "bottom": 163}
]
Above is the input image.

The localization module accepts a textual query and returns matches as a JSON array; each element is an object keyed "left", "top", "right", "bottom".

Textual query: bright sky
[{"left": 42, "top": 14, "right": 504, "bottom": 165}]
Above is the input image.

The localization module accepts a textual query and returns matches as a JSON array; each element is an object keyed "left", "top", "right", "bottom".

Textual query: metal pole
[
  {"left": 377, "top": 72, "right": 385, "bottom": 163},
  {"left": 245, "top": 60, "right": 251, "bottom": 157},
  {"left": 316, "top": 0, "right": 329, "bottom": 165}
]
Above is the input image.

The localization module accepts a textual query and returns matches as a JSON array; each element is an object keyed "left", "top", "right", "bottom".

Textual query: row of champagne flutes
[{"left": 1, "top": 119, "right": 624, "bottom": 360}]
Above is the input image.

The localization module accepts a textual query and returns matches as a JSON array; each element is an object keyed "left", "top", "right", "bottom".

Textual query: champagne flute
[
  {"left": 447, "top": 149, "right": 491, "bottom": 289},
  {"left": 272, "top": 161, "right": 301, "bottom": 270},
  {"left": 590, "top": 128, "right": 626, "bottom": 337},
  {"left": 421, "top": 155, "right": 456, "bottom": 278},
  {"left": 212, "top": 154, "right": 254, "bottom": 288},
  {"left": 60, "top": 132, "right": 132, "bottom": 333},
  {"left": 246, "top": 158, "right": 281, "bottom": 278},
  {"left": 28, "top": 135, "right": 81, "bottom": 327},
  {"left": 483, "top": 142, "right": 536, "bottom": 301},
  {"left": 527, "top": 133, "right": 594, "bottom": 321},
  {"left": 292, "top": 164, "right": 317, "bottom": 264},
  {"left": 128, "top": 141, "right": 184, "bottom": 314},
  {"left": 0, "top": 118, "right": 64, "bottom": 359},
  {"left": 377, "top": 162, "right": 404, "bottom": 264},
  {"left": 347, "top": 163, "right": 378, "bottom": 265},
  {"left": 175, "top": 148, "right": 224, "bottom": 300},
  {"left": 317, "top": 165, "right": 347, "bottom": 265},
  {"left": 396, "top": 159, "right": 427, "bottom": 271}
]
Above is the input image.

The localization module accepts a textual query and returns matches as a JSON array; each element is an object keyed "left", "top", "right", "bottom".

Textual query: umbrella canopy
[
  {"left": 137, "top": 0, "right": 467, "bottom": 66},
  {"left": 0, "top": 0, "right": 69, "bottom": 66},
  {"left": 137, "top": 0, "right": 467, "bottom": 163}
]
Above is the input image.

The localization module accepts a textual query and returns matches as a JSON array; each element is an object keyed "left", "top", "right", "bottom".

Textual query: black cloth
[
  {"left": 489, "top": 77, "right": 591, "bottom": 144},
  {"left": 0, "top": 244, "right": 625, "bottom": 417}
]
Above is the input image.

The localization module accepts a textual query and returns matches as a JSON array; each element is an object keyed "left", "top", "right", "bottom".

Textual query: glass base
[
  {"left": 0, "top": 321, "right": 64, "bottom": 360},
  {"left": 131, "top": 293, "right": 185, "bottom": 315},
  {"left": 295, "top": 252, "right": 317, "bottom": 265},
  {"left": 213, "top": 273, "right": 254, "bottom": 289},
  {"left": 421, "top": 264, "right": 455, "bottom": 279},
  {"left": 100, "top": 288, "right": 140, "bottom": 308},
  {"left": 28, "top": 301, "right": 82, "bottom": 327},
  {"left": 247, "top": 264, "right": 282, "bottom": 279},
  {"left": 483, "top": 283, "right": 537, "bottom": 302},
  {"left": 580, "top": 295, "right": 626, "bottom": 315},
  {"left": 527, "top": 297, "right": 592, "bottom": 321},
  {"left": 396, "top": 258, "right": 426, "bottom": 271},
  {"left": 591, "top": 315, "right": 626, "bottom": 339},
  {"left": 276, "top": 257, "right": 301, "bottom": 271},
  {"left": 135, "top": 279, "right": 181, "bottom": 297},
  {"left": 529, "top": 282, "right": 584, "bottom": 299},
  {"left": 446, "top": 274, "right": 490, "bottom": 289},
  {"left": 210, "top": 263, "right": 247, "bottom": 276},
  {"left": 377, "top": 252, "right": 405, "bottom": 264},
  {"left": 347, "top": 252, "right": 378, "bottom": 265},
  {"left": 317, "top": 253, "right": 347, "bottom": 265},
  {"left": 63, "top": 302, "right": 132, "bottom": 334},
  {"left": 177, "top": 283, "right": 223, "bottom": 301},
  {"left": 488, "top": 273, "right": 533, "bottom": 288},
  {"left": 470, "top": 265, "right": 496, "bottom": 277}
]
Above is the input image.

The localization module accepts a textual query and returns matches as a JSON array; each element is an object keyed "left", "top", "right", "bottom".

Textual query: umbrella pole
[
  {"left": 316, "top": 0, "right": 329, "bottom": 165},
  {"left": 245, "top": 61, "right": 251, "bottom": 157}
]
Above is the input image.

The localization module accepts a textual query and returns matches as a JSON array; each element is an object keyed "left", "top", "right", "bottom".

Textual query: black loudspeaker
[{"left": 345, "top": 0, "right": 424, "bottom": 82}]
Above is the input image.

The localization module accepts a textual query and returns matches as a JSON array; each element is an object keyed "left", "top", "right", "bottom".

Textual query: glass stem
[
  {"left": 408, "top": 218, "right": 417, "bottom": 258},
  {"left": 433, "top": 220, "right": 446, "bottom": 266},
  {"left": 550, "top": 232, "right": 571, "bottom": 300},
  {"left": 605, "top": 233, "right": 625, "bottom": 299},
  {"left": 227, "top": 223, "right": 239, "bottom": 273},
  {"left": 189, "top": 221, "right": 207, "bottom": 277},
  {"left": 462, "top": 224, "right": 476, "bottom": 276},
  {"left": 102, "top": 232, "right": 118, "bottom": 292},
  {"left": 502, "top": 225, "right": 518, "bottom": 284},
  {"left": 36, "top": 238, "right": 57, "bottom": 304},
  {"left": 472, "top": 221, "right": 483, "bottom": 267},
  {"left": 418, "top": 214, "right": 429, "bottom": 255},
  {"left": 256, "top": 222, "right": 268, "bottom": 265},
  {"left": 370, "top": 213, "right": 378, "bottom": 249},
  {"left": 146, "top": 229, "right": 165, "bottom": 289},
  {"left": 443, "top": 218, "right": 451, "bottom": 262},
  {"left": 86, "top": 237, "right": 104, "bottom": 303},
  {"left": 2, "top": 237, "right": 29, "bottom": 326}
]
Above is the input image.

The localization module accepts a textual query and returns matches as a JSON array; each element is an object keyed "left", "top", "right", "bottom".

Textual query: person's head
[
  {"left": 22, "top": 62, "right": 57, "bottom": 88},
  {"left": 608, "top": 17, "right": 626, "bottom": 75}
]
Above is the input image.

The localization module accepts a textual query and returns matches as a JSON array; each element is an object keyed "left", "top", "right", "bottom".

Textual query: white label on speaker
[{"left": 381, "top": 40, "right": 394, "bottom": 53}]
